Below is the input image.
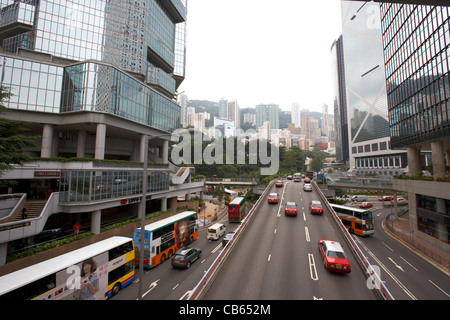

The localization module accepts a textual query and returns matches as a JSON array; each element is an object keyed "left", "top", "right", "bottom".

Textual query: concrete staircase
[{"left": 16, "top": 200, "right": 46, "bottom": 221}]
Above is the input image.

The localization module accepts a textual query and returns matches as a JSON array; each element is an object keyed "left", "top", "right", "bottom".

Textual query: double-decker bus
[
  {"left": 330, "top": 203, "right": 375, "bottom": 237},
  {"left": 0, "top": 236, "right": 135, "bottom": 300},
  {"left": 228, "top": 197, "right": 246, "bottom": 223},
  {"left": 133, "top": 211, "right": 198, "bottom": 269},
  {"left": 293, "top": 173, "right": 302, "bottom": 182},
  {"left": 224, "top": 188, "right": 238, "bottom": 204}
]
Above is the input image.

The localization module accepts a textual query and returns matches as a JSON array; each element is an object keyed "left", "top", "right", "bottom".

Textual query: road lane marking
[
  {"left": 268, "top": 254, "right": 271, "bottom": 262},
  {"left": 179, "top": 290, "right": 192, "bottom": 300},
  {"left": 429, "top": 280, "right": 450, "bottom": 298},
  {"left": 353, "top": 236, "right": 416, "bottom": 299},
  {"left": 308, "top": 253, "right": 318, "bottom": 281},
  {"left": 303, "top": 212, "right": 306, "bottom": 221},
  {"left": 211, "top": 243, "right": 222, "bottom": 253},
  {"left": 388, "top": 257, "right": 405, "bottom": 272},
  {"left": 143, "top": 279, "right": 159, "bottom": 298},
  {"left": 382, "top": 241, "right": 394, "bottom": 251},
  {"left": 400, "top": 256, "right": 418, "bottom": 271},
  {"left": 172, "top": 283, "right": 179, "bottom": 290},
  {"left": 305, "top": 226, "right": 310, "bottom": 242}
]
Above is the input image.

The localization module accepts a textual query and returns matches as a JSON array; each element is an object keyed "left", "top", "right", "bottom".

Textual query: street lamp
[{"left": 138, "top": 132, "right": 178, "bottom": 300}]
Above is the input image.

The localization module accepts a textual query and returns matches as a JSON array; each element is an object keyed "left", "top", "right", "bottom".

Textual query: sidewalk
[
  {"left": 383, "top": 213, "right": 450, "bottom": 274},
  {"left": 198, "top": 201, "right": 224, "bottom": 229}
]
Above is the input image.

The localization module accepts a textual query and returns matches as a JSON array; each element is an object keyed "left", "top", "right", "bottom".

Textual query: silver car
[
  {"left": 171, "top": 247, "right": 202, "bottom": 269},
  {"left": 303, "top": 183, "right": 312, "bottom": 191}
]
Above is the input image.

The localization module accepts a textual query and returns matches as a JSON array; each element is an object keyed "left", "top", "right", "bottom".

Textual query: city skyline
[{"left": 178, "top": 0, "right": 342, "bottom": 113}]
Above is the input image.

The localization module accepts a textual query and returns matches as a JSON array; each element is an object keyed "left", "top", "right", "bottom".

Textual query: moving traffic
[{"left": 1, "top": 176, "right": 449, "bottom": 301}]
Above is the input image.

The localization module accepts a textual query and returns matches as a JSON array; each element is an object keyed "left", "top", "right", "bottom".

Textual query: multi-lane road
[
  {"left": 203, "top": 179, "right": 376, "bottom": 300},
  {"left": 112, "top": 178, "right": 450, "bottom": 301}
]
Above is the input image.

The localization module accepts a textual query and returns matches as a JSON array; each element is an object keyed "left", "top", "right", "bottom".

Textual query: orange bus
[
  {"left": 133, "top": 211, "right": 198, "bottom": 269},
  {"left": 330, "top": 204, "right": 374, "bottom": 236}
]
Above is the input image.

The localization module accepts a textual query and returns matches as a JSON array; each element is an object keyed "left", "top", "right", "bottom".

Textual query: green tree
[{"left": 0, "top": 87, "right": 39, "bottom": 186}]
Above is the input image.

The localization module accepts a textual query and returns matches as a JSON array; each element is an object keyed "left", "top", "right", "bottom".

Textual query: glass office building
[
  {"left": 381, "top": 4, "right": 450, "bottom": 148},
  {"left": 380, "top": 3, "right": 450, "bottom": 247},
  {"left": 0, "top": 0, "right": 189, "bottom": 235},
  {"left": 330, "top": 35, "right": 349, "bottom": 166},
  {"left": 0, "top": 0, "right": 186, "bottom": 132},
  {"left": 340, "top": 1, "right": 407, "bottom": 176}
]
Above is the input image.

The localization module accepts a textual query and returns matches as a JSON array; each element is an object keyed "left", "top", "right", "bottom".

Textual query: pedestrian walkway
[{"left": 383, "top": 213, "right": 450, "bottom": 275}]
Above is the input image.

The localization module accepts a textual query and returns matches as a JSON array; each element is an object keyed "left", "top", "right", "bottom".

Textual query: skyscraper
[
  {"left": 0, "top": 0, "right": 200, "bottom": 259},
  {"left": 255, "top": 104, "right": 279, "bottom": 130},
  {"left": 340, "top": 0, "right": 407, "bottom": 176},
  {"left": 227, "top": 100, "right": 240, "bottom": 128},
  {"left": 331, "top": 35, "right": 349, "bottom": 165},
  {"left": 380, "top": 3, "right": 450, "bottom": 248},
  {"left": 291, "top": 103, "right": 301, "bottom": 128}
]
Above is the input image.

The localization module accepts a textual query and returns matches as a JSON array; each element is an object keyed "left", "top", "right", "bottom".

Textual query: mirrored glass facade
[
  {"left": 330, "top": 35, "right": 349, "bottom": 165},
  {"left": 341, "top": 1, "right": 406, "bottom": 174},
  {"left": 381, "top": 4, "right": 450, "bottom": 148},
  {"left": 0, "top": 0, "right": 187, "bottom": 133}
]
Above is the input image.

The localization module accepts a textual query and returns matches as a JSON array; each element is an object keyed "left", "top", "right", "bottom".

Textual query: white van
[
  {"left": 207, "top": 223, "right": 226, "bottom": 240},
  {"left": 351, "top": 195, "right": 367, "bottom": 202}
]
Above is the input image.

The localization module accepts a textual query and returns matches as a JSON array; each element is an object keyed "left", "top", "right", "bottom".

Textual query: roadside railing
[
  {"left": 188, "top": 180, "right": 274, "bottom": 300},
  {"left": 313, "top": 180, "right": 395, "bottom": 300}
]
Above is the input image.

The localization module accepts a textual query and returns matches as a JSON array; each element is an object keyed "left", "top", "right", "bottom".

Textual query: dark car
[{"left": 171, "top": 247, "right": 202, "bottom": 269}]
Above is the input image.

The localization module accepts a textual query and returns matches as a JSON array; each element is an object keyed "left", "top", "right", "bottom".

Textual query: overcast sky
[{"left": 177, "top": 0, "right": 344, "bottom": 113}]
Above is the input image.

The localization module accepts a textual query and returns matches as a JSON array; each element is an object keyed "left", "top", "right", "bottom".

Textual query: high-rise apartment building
[
  {"left": 227, "top": 100, "right": 240, "bottom": 128},
  {"left": 380, "top": 3, "right": 450, "bottom": 248},
  {"left": 291, "top": 103, "right": 301, "bottom": 128},
  {"left": 300, "top": 113, "right": 321, "bottom": 141},
  {"left": 219, "top": 98, "right": 228, "bottom": 119},
  {"left": 0, "top": 0, "right": 203, "bottom": 264},
  {"left": 255, "top": 104, "right": 279, "bottom": 130},
  {"left": 340, "top": 0, "right": 407, "bottom": 177}
]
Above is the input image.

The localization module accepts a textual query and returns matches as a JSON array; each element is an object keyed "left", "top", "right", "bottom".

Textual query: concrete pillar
[
  {"left": 407, "top": 146, "right": 421, "bottom": 176},
  {"left": 161, "top": 197, "right": 167, "bottom": 211},
  {"left": 0, "top": 243, "right": 7, "bottom": 266},
  {"left": 445, "top": 149, "right": 450, "bottom": 168},
  {"left": 94, "top": 123, "right": 106, "bottom": 160},
  {"left": 393, "top": 191, "right": 398, "bottom": 219},
  {"left": 41, "top": 124, "right": 54, "bottom": 158},
  {"left": 139, "top": 134, "right": 147, "bottom": 162},
  {"left": 77, "top": 130, "right": 86, "bottom": 158},
  {"left": 436, "top": 198, "right": 448, "bottom": 243},
  {"left": 52, "top": 131, "right": 59, "bottom": 157},
  {"left": 431, "top": 141, "right": 445, "bottom": 179},
  {"left": 91, "top": 210, "right": 101, "bottom": 235},
  {"left": 162, "top": 140, "right": 169, "bottom": 164}
]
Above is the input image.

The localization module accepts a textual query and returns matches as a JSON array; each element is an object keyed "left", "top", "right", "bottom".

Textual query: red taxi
[
  {"left": 359, "top": 202, "right": 373, "bottom": 208},
  {"left": 275, "top": 180, "right": 283, "bottom": 187},
  {"left": 318, "top": 239, "right": 351, "bottom": 274},
  {"left": 267, "top": 193, "right": 279, "bottom": 204},
  {"left": 304, "top": 178, "right": 311, "bottom": 183},
  {"left": 309, "top": 200, "right": 323, "bottom": 215},
  {"left": 284, "top": 202, "right": 297, "bottom": 216},
  {"left": 379, "top": 195, "right": 393, "bottom": 201}
]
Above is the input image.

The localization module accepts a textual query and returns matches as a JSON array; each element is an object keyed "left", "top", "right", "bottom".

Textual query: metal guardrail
[
  {"left": 187, "top": 180, "right": 274, "bottom": 300},
  {"left": 313, "top": 181, "right": 395, "bottom": 300}
]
